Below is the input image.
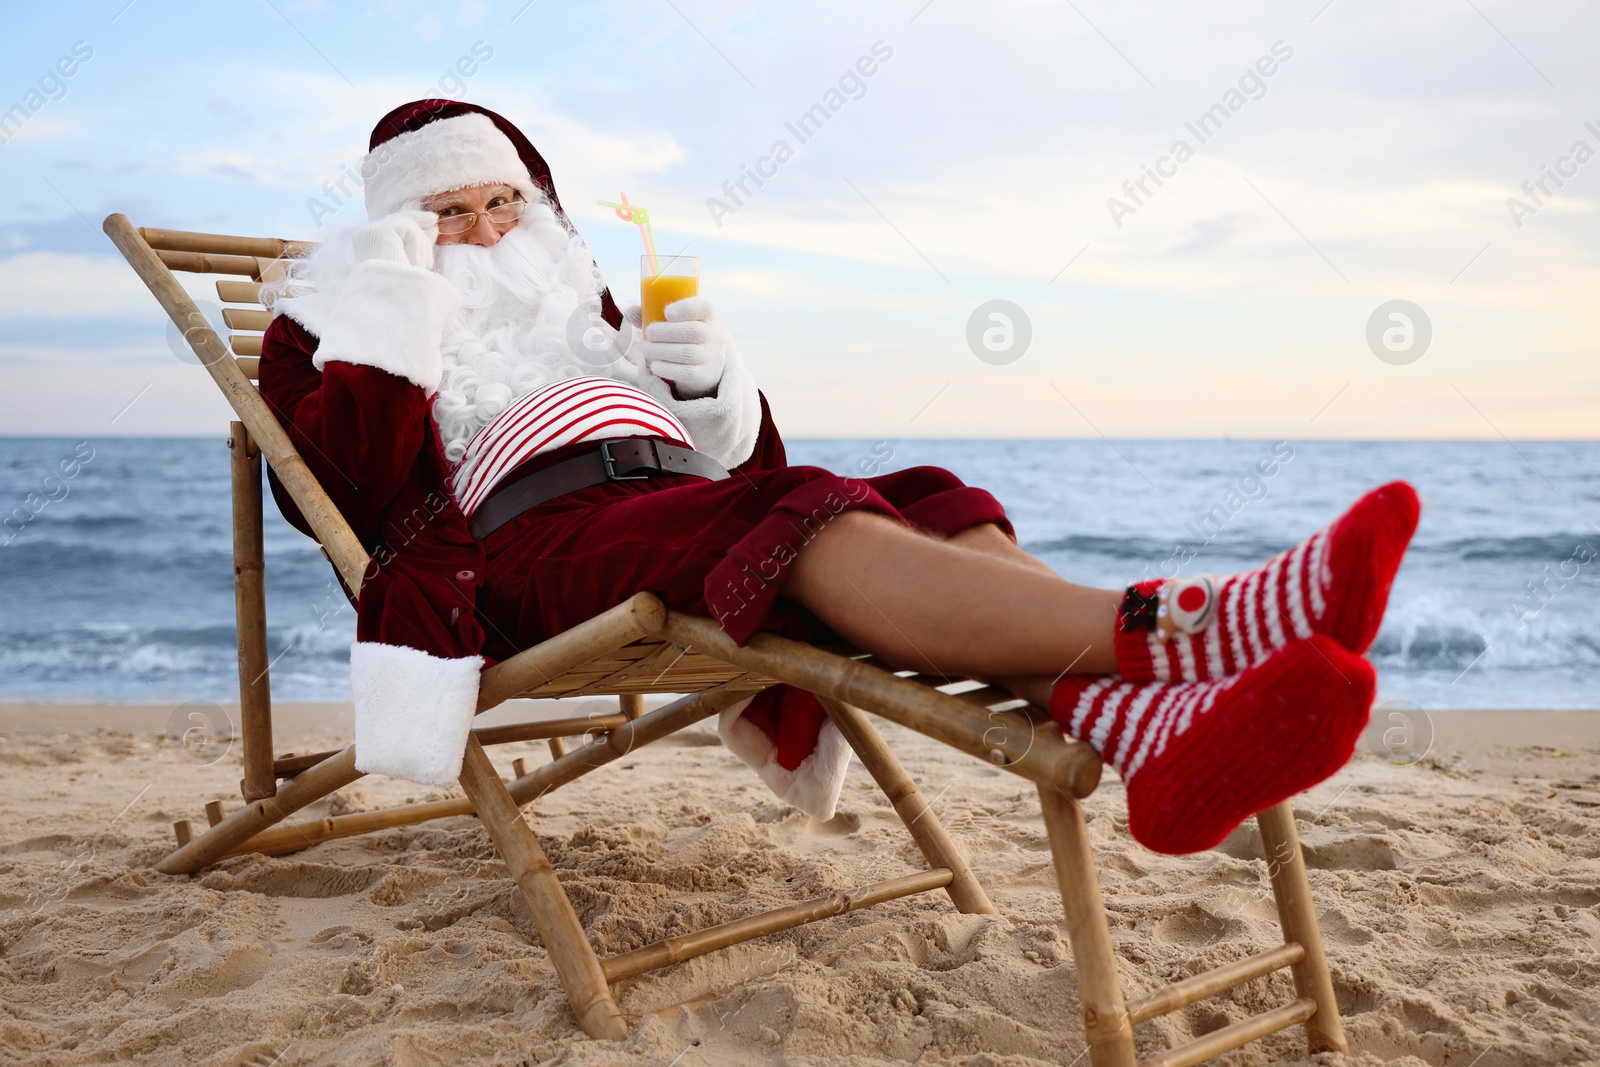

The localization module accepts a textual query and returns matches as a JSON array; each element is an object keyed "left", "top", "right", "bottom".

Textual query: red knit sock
[
  {"left": 1052, "top": 636, "right": 1374, "bottom": 855},
  {"left": 1115, "top": 480, "right": 1419, "bottom": 682}
]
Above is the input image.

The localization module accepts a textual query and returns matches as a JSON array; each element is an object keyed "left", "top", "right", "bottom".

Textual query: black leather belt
[{"left": 467, "top": 438, "right": 730, "bottom": 540}]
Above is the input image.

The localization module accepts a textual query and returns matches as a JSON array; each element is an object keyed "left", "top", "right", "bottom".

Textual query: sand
[{"left": 2, "top": 702, "right": 1598, "bottom": 1067}]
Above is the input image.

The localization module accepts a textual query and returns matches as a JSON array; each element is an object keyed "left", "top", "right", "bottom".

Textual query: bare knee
[
  {"left": 797, "top": 509, "right": 908, "bottom": 565},
  {"left": 951, "top": 522, "right": 1056, "bottom": 576},
  {"left": 950, "top": 522, "right": 1015, "bottom": 551}
]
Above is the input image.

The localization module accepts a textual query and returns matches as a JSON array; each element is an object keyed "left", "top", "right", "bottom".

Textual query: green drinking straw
[{"left": 597, "top": 192, "right": 660, "bottom": 275}]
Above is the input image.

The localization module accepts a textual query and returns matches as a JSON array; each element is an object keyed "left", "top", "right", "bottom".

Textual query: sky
[{"left": 0, "top": 0, "right": 1596, "bottom": 439}]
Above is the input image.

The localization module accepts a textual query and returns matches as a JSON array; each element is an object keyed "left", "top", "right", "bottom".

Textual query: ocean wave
[
  {"left": 1028, "top": 531, "right": 1600, "bottom": 570},
  {"left": 16, "top": 513, "right": 154, "bottom": 536},
  {"left": 1024, "top": 534, "right": 1186, "bottom": 561},
  {"left": 275, "top": 619, "right": 357, "bottom": 657},
  {"left": 0, "top": 621, "right": 353, "bottom": 675},
  {"left": 0, "top": 540, "right": 234, "bottom": 573},
  {"left": 1372, "top": 594, "right": 1600, "bottom": 670},
  {"left": 1413, "top": 534, "right": 1600, "bottom": 562},
  {"left": 0, "top": 639, "right": 234, "bottom": 681}
]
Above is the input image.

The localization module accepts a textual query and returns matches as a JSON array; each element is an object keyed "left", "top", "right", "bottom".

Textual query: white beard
[{"left": 429, "top": 206, "right": 631, "bottom": 475}]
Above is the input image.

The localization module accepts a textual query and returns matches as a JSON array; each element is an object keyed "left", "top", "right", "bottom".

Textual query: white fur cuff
[
  {"left": 658, "top": 343, "right": 761, "bottom": 469},
  {"left": 718, "top": 698, "right": 853, "bottom": 821},
  {"left": 313, "top": 260, "right": 462, "bottom": 393},
  {"left": 363, "top": 112, "right": 538, "bottom": 221},
  {"left": 351, "top": 641, "right": 484, "bottom": 786}
]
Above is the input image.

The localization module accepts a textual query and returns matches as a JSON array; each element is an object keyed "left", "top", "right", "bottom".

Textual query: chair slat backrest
[
  {"left": 107, "top": 215, "right": 368, "bottom": 594},
  {"left": 139, "top": 226, "right": 314, "bottom": 381}
]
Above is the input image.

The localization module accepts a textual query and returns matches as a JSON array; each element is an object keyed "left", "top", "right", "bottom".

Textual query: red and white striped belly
[{"left": 450, "top": 376, "right": 692, "bottom": 516}]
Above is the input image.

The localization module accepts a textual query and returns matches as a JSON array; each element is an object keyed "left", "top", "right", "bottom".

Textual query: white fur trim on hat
[
  {"left": 351, "top": 641, "right": 484, "bottom": 786},
  {"left": 718, "top": 698, "right": 853, "bottom": 821},
  {"left": 362, "top": 112, "right": 539, "bottom": 221}
]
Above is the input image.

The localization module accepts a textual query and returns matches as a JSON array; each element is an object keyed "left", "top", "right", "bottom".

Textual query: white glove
[
  {"left": 626, "top": 296, "right": 730, "bottom": 400},
  {"left": 351, "top": 210, "right": 440, "bottom": 270},
  {"left": 313, "top": 210, "right": 460, "bottom": 393}
]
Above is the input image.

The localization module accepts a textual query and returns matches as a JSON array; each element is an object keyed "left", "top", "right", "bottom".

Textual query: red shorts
[{"left": 475, "top": 464, "right": 1011, "bottom": 661}]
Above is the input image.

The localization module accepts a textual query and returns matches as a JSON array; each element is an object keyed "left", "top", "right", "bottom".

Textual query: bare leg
[
  {"left": 785, "top": 512, "right": 1118, "bottom": 681},
  {"left": 948, "top": 525, "right": 1101, "bottom": 704},
  {"left": 948, "top": 522, "right": 1059, "bottom": 577}
]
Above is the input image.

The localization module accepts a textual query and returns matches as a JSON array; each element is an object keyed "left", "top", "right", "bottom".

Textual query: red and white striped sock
[
  {"left": 1115, "top": 480, "right": 1419, "bottom": 682},
  {"left": 1052, "top": 636, "right": 1374, "bottom": 855}
]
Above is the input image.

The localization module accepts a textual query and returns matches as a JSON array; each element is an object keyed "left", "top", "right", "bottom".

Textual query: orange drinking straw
[{"left": 597, "top": 192, "right": 660, "bottom": 275}]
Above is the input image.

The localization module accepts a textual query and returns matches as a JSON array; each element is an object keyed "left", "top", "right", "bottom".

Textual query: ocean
[{"left": 1, "top": 437, "right": 1596, "bottom": 711}]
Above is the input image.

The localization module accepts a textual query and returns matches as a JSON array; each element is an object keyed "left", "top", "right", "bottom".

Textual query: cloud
[
  {"left": 1172, "top": 213, "right": 1256, "bottom": 254},
  {"left": 0, "top": 360, "right": 237, "bottom": 434},
  {"left": 0, "top": 213, "right": 115, "bottom": 258},
  {"left": 0, "top": 252, "right": 162, "bottom": 318},
  {"left": 2, "top": 0, "right": 1598, "bottom": 437},
  {"left": 0, "top": 316, "right": 158, "bottom": 353}
]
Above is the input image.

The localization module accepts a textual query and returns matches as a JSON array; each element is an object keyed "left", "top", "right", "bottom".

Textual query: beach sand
[{"left": 2, "top": 702, "right": 1597, "bottom": 1066}]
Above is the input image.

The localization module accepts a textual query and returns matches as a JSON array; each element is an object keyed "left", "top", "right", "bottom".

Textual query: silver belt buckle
[{"left": 600, "top": 439, "right": 659, "bottom": 480}]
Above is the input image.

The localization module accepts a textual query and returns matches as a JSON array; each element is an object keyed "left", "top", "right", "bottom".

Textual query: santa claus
[{"left": 259, "top": 99, "right": 1420, "bottom": 855}]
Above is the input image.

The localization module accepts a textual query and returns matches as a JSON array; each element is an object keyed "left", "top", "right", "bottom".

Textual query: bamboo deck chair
[{"left": 106, "top": 212, "right": 1350, "bottom": 1067}]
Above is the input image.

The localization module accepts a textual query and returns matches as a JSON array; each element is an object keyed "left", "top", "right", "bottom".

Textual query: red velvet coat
[{"left": 258, "top": 313, "right": 792, "bottom": 667}]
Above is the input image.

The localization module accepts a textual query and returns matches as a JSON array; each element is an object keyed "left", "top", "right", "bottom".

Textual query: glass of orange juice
[{"left": 640, "top": 254, "right": 699, "bottom": 329}]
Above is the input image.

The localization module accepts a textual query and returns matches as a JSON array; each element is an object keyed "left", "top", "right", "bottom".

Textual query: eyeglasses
[{"left": 435, "top": 199, "right": 527, "bottom": 235}]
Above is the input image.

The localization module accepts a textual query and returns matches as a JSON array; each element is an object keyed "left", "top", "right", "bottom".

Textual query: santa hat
[
  {"left": 360, "top": 99, "right": 622, "bottom": 328},
  {"left": 364, "top": 100, "right": 542, "bottom": 221}
]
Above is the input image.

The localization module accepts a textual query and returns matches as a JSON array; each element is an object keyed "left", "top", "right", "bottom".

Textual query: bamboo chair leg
[
  {"left": 230, "top": 422, "right": 275, "bottom": 802},
  {"left": 157, "top": 747, "right": 361, "bottom": 874},
  {"left": 548, "top": 736, "right": 568, "bottom": 760},
  {"left": 1256, "top": 801, "right": 1349, "bottom": 1054},
  {"left": 1037, "top": 784, "right": 1136, "bottom": 1067},
  {"left": 817, "top": 698, "right": 995, "bottom": 915},
  {"left": 458, "top": 737, "right": 627, "bottom": 1040},
  {"left": 618, "top": 693, "right": 645, "bottom": 719}
]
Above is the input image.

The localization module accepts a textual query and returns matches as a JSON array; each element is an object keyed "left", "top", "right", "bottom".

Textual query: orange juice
[{"left": 640, "top": 273, "right": 699, "bottom": 328}]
